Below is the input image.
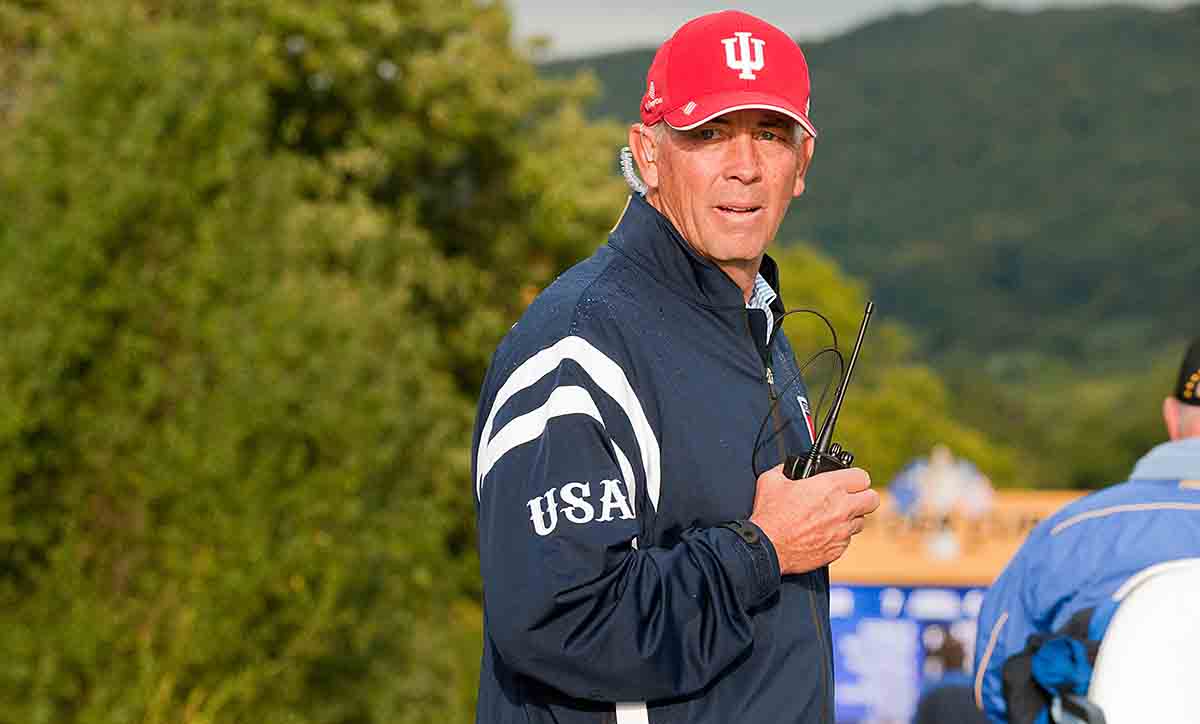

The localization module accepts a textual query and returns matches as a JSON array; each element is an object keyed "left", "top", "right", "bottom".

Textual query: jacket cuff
[{"left": 716, "top": 520, "right": 781, "bottom": 609}]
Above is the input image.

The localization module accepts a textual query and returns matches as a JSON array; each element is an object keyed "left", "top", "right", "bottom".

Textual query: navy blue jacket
[{"left": 473, "top": 194, "right": 831, "bottom": 723}]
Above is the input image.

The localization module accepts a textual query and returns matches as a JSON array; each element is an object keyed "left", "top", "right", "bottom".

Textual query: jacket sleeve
[
  {"left": 473, "top": 332, "right": 781, "bottom": 702},
  {"left": 973, "top": 525, "right": 1057, "bottom": 723}
]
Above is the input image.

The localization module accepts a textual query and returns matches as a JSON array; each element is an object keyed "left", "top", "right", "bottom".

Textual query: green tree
[
  {"left": 946, "top": 349, "right": 1179, "bottom": 490},
  {"left": 771, "top": 244, "right": 1020, "bottom": 489},
  {"left": 0, "top": 1, "right": 623, "bottom": 722}
]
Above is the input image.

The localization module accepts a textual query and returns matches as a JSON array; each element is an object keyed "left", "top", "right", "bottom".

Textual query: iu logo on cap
[{"left": 722, "top": 32, "right": 765, "bottom": 80}]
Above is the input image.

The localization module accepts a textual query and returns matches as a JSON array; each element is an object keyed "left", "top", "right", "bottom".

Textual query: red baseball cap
[{"left": 640, "top": 10, "right": 817, "bottom": 138}]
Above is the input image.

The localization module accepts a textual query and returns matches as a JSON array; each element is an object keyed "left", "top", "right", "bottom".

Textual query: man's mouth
[{"left": 716, "top": 205, "right": 762, "bottom": 215}]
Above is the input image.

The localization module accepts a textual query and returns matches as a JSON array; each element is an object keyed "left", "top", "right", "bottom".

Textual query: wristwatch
[{"left": 718, "top": 519, "right": 761, "bottom": 545}]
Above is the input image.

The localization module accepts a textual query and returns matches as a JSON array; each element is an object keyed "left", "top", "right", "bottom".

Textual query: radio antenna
[{"left": 786, "top": 301, "right": 874, "bottom": 479}]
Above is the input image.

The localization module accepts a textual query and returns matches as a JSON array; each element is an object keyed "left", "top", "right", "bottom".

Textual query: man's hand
[{"left": 749, "top": 465, "right": 880, "bottom": 575}]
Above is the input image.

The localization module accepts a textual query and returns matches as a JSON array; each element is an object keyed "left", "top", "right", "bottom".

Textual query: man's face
[{"left": 632, "top": 109, "right": 815, "bottom": 274}]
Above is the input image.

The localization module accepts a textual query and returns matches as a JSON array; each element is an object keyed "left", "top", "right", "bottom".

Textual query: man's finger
[
  {"left": 846, "top": 488, "right": 881, "bottom": 517},
  {"left": 824, "top": 467, "right": 871, "bottom": 493}
]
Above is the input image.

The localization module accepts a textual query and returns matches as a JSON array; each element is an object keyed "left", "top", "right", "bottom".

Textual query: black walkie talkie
[{"left": 783, "top": 302, "right": 874, "bottom": 480}]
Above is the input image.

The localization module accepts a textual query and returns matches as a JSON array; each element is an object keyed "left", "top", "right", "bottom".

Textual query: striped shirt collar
[{"left": 747, "top": 273, "right": 779, "bottom": 340}]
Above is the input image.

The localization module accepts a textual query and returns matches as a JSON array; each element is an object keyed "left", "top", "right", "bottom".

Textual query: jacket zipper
[
  {"left": 765, "top": 366, "right": 789, "bottom": 465},
  {"left": 809, "top": 584, "right": 832, "bottom": 723},
  {"left": 748, "top": 312, "right": 833, "bottom": 722},
  {"left": 747, "top": 313, "right": 788, "bottom": 466}
]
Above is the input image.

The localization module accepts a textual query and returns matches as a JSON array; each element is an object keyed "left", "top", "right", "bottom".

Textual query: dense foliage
[{"left": 0, "top": 2, "right": 623, "bottom": 721}]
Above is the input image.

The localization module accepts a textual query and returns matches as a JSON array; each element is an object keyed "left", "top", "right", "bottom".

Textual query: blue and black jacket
[{"left": 472, "top": 194, "right": 832, "bottom": 723}]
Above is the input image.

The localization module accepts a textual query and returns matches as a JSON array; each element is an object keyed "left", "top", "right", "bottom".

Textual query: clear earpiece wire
[{"left": 619, "top": 146, "right": 648, "bottom": 196}]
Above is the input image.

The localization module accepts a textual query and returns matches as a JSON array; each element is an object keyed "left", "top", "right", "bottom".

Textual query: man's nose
[{"left": 724, "top": 133, "right": 762, "bottom": 184}]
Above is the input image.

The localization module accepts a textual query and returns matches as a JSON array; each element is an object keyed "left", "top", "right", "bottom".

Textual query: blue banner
[{"left": 831, "top": 584, "right": 985, "bottom": 722}]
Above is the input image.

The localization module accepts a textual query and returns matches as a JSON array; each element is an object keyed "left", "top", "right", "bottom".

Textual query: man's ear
[
  {"left": 1164, "top": 396, "right": 1182, "bottom": 441},
  {"left": 629, "top": 124, "right": 661, "bottom": 190},
  {"left": 792, "top": 134, "right": 816, "bottom": 198}
]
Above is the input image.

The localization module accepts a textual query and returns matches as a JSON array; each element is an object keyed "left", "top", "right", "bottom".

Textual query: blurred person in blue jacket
[
  {"left": 471, "top": 10, "right": 881, "bottom": 724},
  {"left": 973, "top": 337, "right": 1200, "bottom": 722}
]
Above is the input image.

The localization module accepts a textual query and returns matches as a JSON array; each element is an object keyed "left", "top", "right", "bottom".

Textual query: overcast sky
[{"left": 509, "top": 0, "right": 1189, "bottom": 58}]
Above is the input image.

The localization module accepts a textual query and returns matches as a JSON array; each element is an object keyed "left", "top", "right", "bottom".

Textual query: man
[
  {"left": 973, "top": 337, "right": 1200, "bottom": 722},
  {"left": 472, "top": 11, "right": 880, "bottom": 724},
  {"left": 913, "top": 635, "right": 989, "bottom": 724}
]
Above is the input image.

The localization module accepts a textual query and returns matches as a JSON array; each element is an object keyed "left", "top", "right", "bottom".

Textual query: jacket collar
[
  {"left": 1129, "top": 437, "right": 1200, "bottom": 481},
  {"left": 608, "top": 193, "right": 785, "bottom": 314}
]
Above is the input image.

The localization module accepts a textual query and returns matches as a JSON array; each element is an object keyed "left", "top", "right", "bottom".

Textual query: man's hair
[
  {"left": 649, "top": 120, "right": 809, "bottom": 145},
  {"left": 623, "top": 120, "right": 810, "bottom": 194}
]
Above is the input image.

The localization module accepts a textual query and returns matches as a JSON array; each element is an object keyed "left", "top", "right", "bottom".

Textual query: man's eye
[{"left": 697, "top": 128, "right": 718, "bottom": 140}]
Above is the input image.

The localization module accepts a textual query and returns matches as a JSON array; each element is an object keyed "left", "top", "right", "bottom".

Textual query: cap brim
[{"left": 662, "top": 91, "right": 818, "bottom": 138}]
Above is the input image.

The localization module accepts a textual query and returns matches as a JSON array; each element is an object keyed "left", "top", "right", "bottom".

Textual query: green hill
[{"left": 546, "top": 4, "right": 1200, "bottom": 375}]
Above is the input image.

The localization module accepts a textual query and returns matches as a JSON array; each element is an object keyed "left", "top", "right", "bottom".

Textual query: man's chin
[{"left": 712, "top": 232, "right": 771, "bottom": 261}]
